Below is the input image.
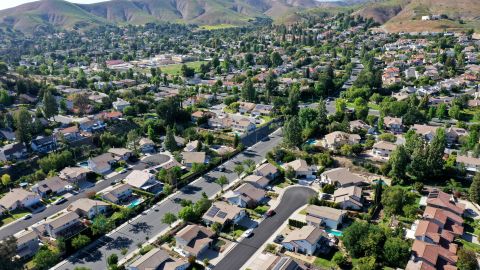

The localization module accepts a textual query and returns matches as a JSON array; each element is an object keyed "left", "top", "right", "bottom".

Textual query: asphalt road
[
  {"left": 0, "top": 154, "right": 170, "bottom": 240},
  {"left": 55, "top": 129, "right": 283, "bottom": 270},
  {"left": 214, "top": 186, "right": 317, "bottom": 270}
]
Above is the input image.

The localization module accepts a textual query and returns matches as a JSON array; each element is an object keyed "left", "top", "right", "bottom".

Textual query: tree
[
  {"left": 43, "top": 90, "right": 58, "bottom": 120},
  {"left": 179, "top": 205, "right": 196, "bottom": 222},
  {"left": 72, "top": 93, "right": 89, "bottom": 115},
  {"left": 211, "top": 222, "right": 222, "bottom": 234},
  {"left": 215, "top": 175, "right": 228, "bottom": 191},
  {"left": 164, "top": 127, "right": 177, "bottom": 152},
  {"left": 33, "top": 247, "right": 59, "bottom": 270},
  {"left": 0, "top": 62, "right": 8, "bottom": 75},
  {"left": 241, "top": 78, "right": 256, "bottom": 102},
  {"left": 381, "top": 186, "right": 416, "bottom": 216},
  {"left": 436, "top": 103, "right": 448, "bottom": 119},
  {"left": 283, "top": 116, "right": 303, "bottom": 148},
  {"left": 91, "top": 214, "right": 114, "bottom": 235},
  {"left": 469, "top": 173, "right": 480, "bottom": 204},
  {"left": 72, "top": 234, "right": 90, "bottom": 250},
  {"left": 127, "top": 129, "right": 140, "bottom": 151},
  {"left": 427, "top": 128, "right": 446, "bottom": 178},
  {"left": 162, "top": 212, "right": 178, "bottom": 227},
  {"left": 383, "top": 237, "right": 410, "bottom": 268},
  {"left": 0, "top": 236, "right": 18, "bottom": 269},
  {"left": 107, "top": 253, "right": 118, "bottom": 267},
  {"left": 234, "top": 164, "right": 244, "bottom": 177},
  {"left": 335, "top": 98, "right": 347, "bottom": 114},
  {"left": 457, "top": 248, "right": 479, "bottom": 270},
  {"left": 343, "top": 221, "right": 386, "bottom": 259},
  {"left": 353, "top": 256, "right": 376, "bottom": 270},
  {"left": 388, "top": 145, "right": 409, "bottom": 180},
  {"left": 14, "top": 107, "right": 33, "bottom": 144},
  {"left": 181, "top": 64, "right": 195, "bottom": 77},
  {"left": 270, "top": 52, "right": 283, "bottom": 67},
  {"left": 1, "top": 174, "right": 11, "bottom": 188},
  {"left": 285, "top": 166, "right": 296, "bottom": 180}
]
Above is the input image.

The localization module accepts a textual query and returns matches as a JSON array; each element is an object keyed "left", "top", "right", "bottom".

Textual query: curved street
[{"left": 214, "top": 186, "right": 317, "bottom": 270}]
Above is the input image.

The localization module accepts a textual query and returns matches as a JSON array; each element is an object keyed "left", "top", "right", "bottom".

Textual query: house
[
  {"left": 423, "top": 206, "right": 464, "bottom": 236},
  {"left": 181, "top": 152, "right": 208, "bottom": 168},
  {"left": 124, "top": 170, "right": 163, "bottom": 194},
  {"left": 371, "top": 141, "right": 397, "bottom": 159},
  {"left": 202, "top": 201, "right": 246, "bottom": 227},
  {"left": 238, "top": 102, "right": 256, "bottom": 114},
  {"left": 282, "top": 159, "right": 317, "bottom": 180},
  {"left": 112, "top": 98, "right": 131, "bottom": 111},
  {"left": 383, "top": 116, "right": 403, "bottom": 133},
  {"left": 322, "top": 131, "right": 361, "bottom": 150},
  {"left": 14, "top": 229, "right": 40, "bottom": 259},
  {"left": 67, "top": 198, "right": 110, "bottom": 219},
  {"left": 139, "top": 138, "right": 155, "bottom": 153},
  {"left": 191, "top": 110, "right": 215, "bottom": 122},
  {"left": 30, "top": 136, "right": 58, "bottom": 153},
  {"left": 88, "top": 153, "right": 117, "bottom": 175},
  {"left": 349, "top": 120, "right": 371, "bottom": 132},
  {"left": 246, "top": 253, "right": 300, "bottom": 270},
  {"left": 406, "top": 240, "right": 458, "bottom": 270},
  {"left": 175, "top": 225, "right": 215, "bottom": 257},
  {"left": 426, "top": 190, "right": 465, "bottom": 217},
  {"left": 305, "top": 205, "right": 346, "bottom": 229},
  {"left": 78, "top": 119, "right": 106, "bottom": 133},
  {"left": 101, "top": 184, "right": 133, "bottom": 204},
  {"left": 0, "top": 142, "right": 27, "bottom": 162},
  {"left": 232, "top": 118, "right": 256, "bottom": 134},
  {"left": 281, "top": 225, "right": 327, "bottom": 255},
  {"left": 456, "top": 154, "right": 480, "bottom": 173},
  {"left": 254, "top": 163, "right": 279, "bottom": 180},
  {"left": 31, "top": 176, "right": 70, "bottom": 198},
  {"left": 183, "top": 140, "right": 200, "bottom": 152},
  {"left": 44, "top": 211, "right": 81, "bottom": 238},
  {"left": 127, "top": 248, "right": 189, "bottom": 270},
  {"left": 59, "top": 166, "right": 90, "bottom": 183},
  {"left": 411, "top": 124, "right": 440, "bottom": 142},
  {"left": 224, "top": 182, "right": 267, "bottom": 208},
  {"left": 252, "top": 104, "right": 274, "bottom": 116},
  {"left": 0, "top": 188, "right": 41, "bottom": 213},
  {"left": 57, "top": 125, "right": 81, "bottom": 142},
  {"left": 244, "top": 175, "right": 270, "bottom": 188},
  {"left": 320, "top": 167, "right": 365, "bottom": 188},
  {"left": 445, "top": 127, "right": 468, "bottom": 144},
  {"left": 107, "top": 148, "right": 133, "bottom": 161},
  {"left": 333, "top": 186, "right": 363, "bottom": 210}
]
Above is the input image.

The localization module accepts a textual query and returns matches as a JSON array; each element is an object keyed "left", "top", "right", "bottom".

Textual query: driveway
[{"left": 214, "top": 186, "right": 317, "bottom": 270}]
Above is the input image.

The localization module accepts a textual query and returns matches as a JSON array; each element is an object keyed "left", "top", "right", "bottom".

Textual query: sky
[{"left": 0, "top": 0, "right": 106, "bottom": 11}]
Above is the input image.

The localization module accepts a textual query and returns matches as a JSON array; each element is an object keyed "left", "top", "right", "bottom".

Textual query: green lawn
[
  {"left": 254, "top": 205, "right": 269, "bottom": 215},
  {"left": 313, "top": 257, "right": 336, "bottom": 268},
  {"left": 0, "top": 209, "right": 30, "bottom": 226},
  {"left": 160, "top": 61, "right": 207, "bottom": 75},
  {"left": 199, "top": 24, "right": 237, "bottom": 30}
]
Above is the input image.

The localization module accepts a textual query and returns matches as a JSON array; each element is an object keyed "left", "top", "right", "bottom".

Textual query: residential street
[
  {"left": 214, "top": 186, "right": 317, "bottom": 270},
  {"left": 54, "top": 129, "right": 283, "bottom": 270}
]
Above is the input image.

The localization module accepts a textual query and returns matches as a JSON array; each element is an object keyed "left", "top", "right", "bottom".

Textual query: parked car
[
  {"left": 242, "top": 228, "right": 254, "bottom": 238},
  {"left": 265, "top": 210, "right": 276, "bottom": 217},
  {"left": 273, "top": 234, "right": 284, "bottom": 243},
  {"left": 23, "top": 214, "right": 32, "bottom": 220},
  {"left": 54, "top": 197, "right": 67, "bottom": 205}
]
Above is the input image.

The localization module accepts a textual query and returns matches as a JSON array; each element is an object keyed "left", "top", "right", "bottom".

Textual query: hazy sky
[{"left": 0, "top": 0, "right": 107, "bottom": 11}]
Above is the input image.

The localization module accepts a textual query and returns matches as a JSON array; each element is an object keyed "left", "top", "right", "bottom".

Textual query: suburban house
[
  {"left": 305, "top": 205, "right": 346, "bottom": 229},
  {"left": 124, "top": 170, "right": 163, "bottom": 194},
  {"left": 244, "top": 175, "right": 270, "bottom": 188},
  {"left": 246, "top": 253, "right": 300, "bottom": 270},
  {"left": 57, "top": 125, "right": 81, "bottom": 142},
  {"left": 422, "top": 206, "right": 464, "bottom": 236},
  {"left": 127, "top": 248, "right": 189, "bottom": 270},
  {"left": 320, "top": 167, "right": 365, "bottom": 188},
  {"left": 238, "top": 102, "right": 256, "bottom": 114},
  {"left": 0, "top": 142, "right": 27, "bottom": 162},
  {"left": 14, "top": 230, "right": 40, "bottom": 259},
  {"left": 78, "top": 119, "right": 106, "bottom": 133},
  {"left": 31, "top": 176, "right": 70, "bottom": 198},
  {"left": 181, "top": 152, "right": 208, "bottom": 168},
  {"left": 383, "top": 116, "right": 403, "bottom": 133},
  {"left": 59, "top": 166, "right": 90, "bottom": 183},
  {"left": 254, "top": 163, "right": 279, "bottom": 180},
  {"left": 252, "top": 104, "right": 274, "bottom": 116},
  {"left": 202, "top": 201, "right": 246, "bottom": 227},
  {"left": 30, "top": 135, "right": 58, "bottom": 153},
  {"left": 349, "top": 120, "right": 371, "bottom": 132},
  {"left": 101, "top": 184, "right": 133, "bottom": 204},
  {"left": 322, "top": 131, "right": 361, "bottom": 150},
  {"left": 224, "top": 182, "right": 267, "bottom": 208},
  {"left": 406, "top": 240, "right": 458, "bottom": 270},
  {"left": 112, "top": 98, "right": 131, "bottom": 111},
  {"left": 426, "top": 190, "right": 465, "bottom": 217},
  {"left": 371, "top": 141, "right": 397, "bottom": 159},
  {"left": 455, "top": 155, "right": 480, "bottom": 173},
  {"left": 183, "top": 140, "right": 200, "bottom": 152},
  {"left": 282, "top": 159, "right": 317, "bottom": 180},
  {"left": 232, "top": 118, "right": 256, "bottom": 134},
  {"left": 281, "top": 225, "right": 327, "bottom": 255},
  {"left": 67, "top": 198, "right": 110, "bottom": 219},
  {"left": 138, "top": 138, "right": 155, "bottom": 153},
  {"left": 88, "top": 153, "right": 117, "bottom": 175},
  {"left": 333, "top": 186, "right": 363, "bottom": 210},
  {"left": 43, "top": 211, "right": 81, "bottom": 239},
  {"left": 175, "top": 225, "right": 215, "bottom": 257},
  {"left": 107, "top": 148, "right": 133, "bottom": 161},
  {"left": 0, "top": 188, "right": 41, "bottom": 213}
]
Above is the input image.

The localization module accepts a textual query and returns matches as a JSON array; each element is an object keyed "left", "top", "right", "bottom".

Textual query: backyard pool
[
  {"left": 78, "top": 161, "right": 89, "bottom": 168},
  {"left": 128, "top": 198, "right": 144, "bottom": 208},
  {"left": 306, "top": 139, "right": 318, "bottom": 145},
  {"left": 326, "top": 228, "right": 343, "bottom": 237}
]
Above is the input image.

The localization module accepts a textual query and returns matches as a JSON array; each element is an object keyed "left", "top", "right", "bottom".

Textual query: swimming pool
[
  {"left": 128, "top": 198, "right": 143, "bottom": 208},
  {"left": 326, "top": 228, "right": 343, "bottom": 237},
  {"left": 78, "top": 161, "right": 89, "bottom": 168},
  {"left": 306, "top": 139, "right": 318, "bottom": 145}
]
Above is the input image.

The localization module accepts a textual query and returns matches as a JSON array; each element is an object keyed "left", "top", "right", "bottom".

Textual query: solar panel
[
  {"left": 206, "top": 206, "right": 220, "bottom": 217},
  {"left": 217, "top": 211, "right": 227, "bottom": 218}
]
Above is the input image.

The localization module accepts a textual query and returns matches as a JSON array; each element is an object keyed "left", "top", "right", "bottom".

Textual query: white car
[{"left": 242, "top": 228, "right": 254, "bottom": 238}]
